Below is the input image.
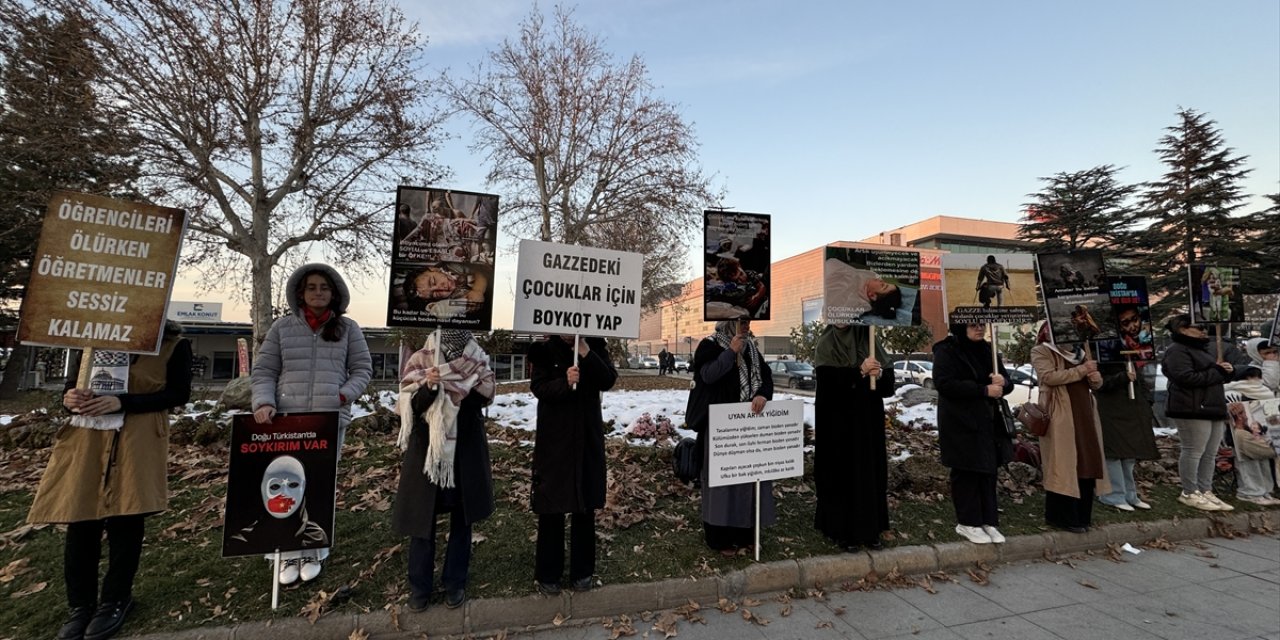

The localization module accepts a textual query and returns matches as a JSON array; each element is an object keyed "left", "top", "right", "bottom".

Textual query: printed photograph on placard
[
  {"left": 940, "top": 253, "right": 1039, "bottom": 325},
  {"left": 1244, "top": 293, "right": 1280, "bottom": 326},
  {"left": 1035, "top": 249, "right": 1116, "bottom": 347},
  {"left": 1097, "top": 276, "right": 1155, "bottom": 363},
  {"left": 703, "top": 211, "right": 771, "bottom": 321},
  {"left": 222, "top": 412, "right": 339, "bottom": 558},
  {"left": 388, "top": 186, "right": 498, "bottom": 329},
  {"left": 1228, "top": 399, "right": 1280, "bottom": 464},
  {"left": 388, "top": 263, "right": 494, "bottom": 330},
  {"left": 822, "top": 246, "right": 921, "bottom": 326},
  {"left": 1188, "top": 264, "right": 1244, "bottom": 324}
]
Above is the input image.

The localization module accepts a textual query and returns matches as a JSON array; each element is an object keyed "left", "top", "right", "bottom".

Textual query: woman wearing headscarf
[
  {"left": 31, "top": 321, "right": 192, "bottom": 640},
  {"left": 812, "top": 324, "right": 894, "bottom": 551},
  {"left": 690, "top": 319, "right": 775, "bottom": 554},
  {"left": 1031, "top": 322, "right": 1110, "bottom": 533},
  {"left": 527, "top": 335, "right": 617, "bottom": 594},
  {"left": 393, "top": 330, "right": 496, "bottom": 611},
  {"left": 251, "top": 263, "right": 373, "bottom": 583},
  {"left": 1161, "top": 314, "right": 1235, "bottom": 512},
  {"left": 1223, "top": 365, "right": 1279, "bottom": 505},
  {"left": 933, "top": 324, "right": 1014, "bottom": 544}
]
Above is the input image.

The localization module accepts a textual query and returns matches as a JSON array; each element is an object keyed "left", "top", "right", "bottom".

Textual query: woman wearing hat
[{"left": 1161, "top": 314, "right": 1234, "bottom": 511}]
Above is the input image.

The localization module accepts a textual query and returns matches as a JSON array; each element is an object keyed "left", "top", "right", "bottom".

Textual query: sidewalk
[{"left": 133, "top": 511, "right": 1277, "bottom": 640}]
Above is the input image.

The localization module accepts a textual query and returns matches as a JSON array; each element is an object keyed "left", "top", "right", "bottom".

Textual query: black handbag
[
  {"left": 995, "top": 398, "right": 1018, "bottom": 439},
  {"left": 672, "top": 436, "right": 702, "bottom": 484},
  {"left": 684, "top": 378, "right": 710, "bottom": 433}
]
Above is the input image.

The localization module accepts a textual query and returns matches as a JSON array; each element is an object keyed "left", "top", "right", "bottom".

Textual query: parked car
[
  {"left": 769, "top": 360, "right": 815, "bottom": 390},
  {"left": 1005, "top": 367, "right": 1040, "bottom": 406},
  {"left": 640, "top": 356, "right": 659, "bottom": 369},
  {"left": 672, "top": 357, "right": 690, "bottom": 372},
  {"left": 892, "top": 360, "right": 934, "bottom": 388}
]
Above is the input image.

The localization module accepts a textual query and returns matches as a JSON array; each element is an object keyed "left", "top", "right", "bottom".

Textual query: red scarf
[{"left": 304, "top": 307, "right": 332, "bottom": 332}]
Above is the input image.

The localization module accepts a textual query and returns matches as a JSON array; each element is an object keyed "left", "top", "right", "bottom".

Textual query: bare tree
[
  {"left": 25, "top": 0, "right": 447, "bottom": 347},
  {"left": 439, "top": 5, "right": 718, "bottom": 308}
]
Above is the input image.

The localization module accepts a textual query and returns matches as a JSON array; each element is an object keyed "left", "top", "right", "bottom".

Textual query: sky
[{"left": 172, "top": 0, "right": 1280, "bottom": 329}]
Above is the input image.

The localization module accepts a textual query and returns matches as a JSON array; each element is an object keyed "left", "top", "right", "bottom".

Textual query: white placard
[
  {"left": 513, "top": 239, "right": 644, "bottom": 338},
  {"left": 707, "top": 399, "right": 805, "bottom": 488}
]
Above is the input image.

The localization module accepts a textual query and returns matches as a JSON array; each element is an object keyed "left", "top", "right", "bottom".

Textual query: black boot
[
  {"left": 57, "top": 606, "right": 94, "bottom": 640},
  {"left": 83, "top": 598, "right": 134, "bottom": 640}
]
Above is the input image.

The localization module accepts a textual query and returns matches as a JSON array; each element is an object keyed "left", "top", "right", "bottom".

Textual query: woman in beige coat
[
  {"left": 29, "top": 322, "right": 191, "bottom": 640},
  {"left": 1030, "top": 323, "right": 1109, "bottom": 533}
]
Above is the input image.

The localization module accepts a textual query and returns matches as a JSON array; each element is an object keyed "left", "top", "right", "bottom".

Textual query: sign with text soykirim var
[
  {"left": 513, "top": 240, "right": 644, "bottom": 338},
  {"left": 707, "top": 399, "right": 805, "bottom": 488},
  {"left": 18, "top": 191, "right": 187, "bottom": 354}
]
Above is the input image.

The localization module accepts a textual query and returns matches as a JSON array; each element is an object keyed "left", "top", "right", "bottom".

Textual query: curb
[{"left": 130, "top": 511, "right": 1269, "bottom": 639}]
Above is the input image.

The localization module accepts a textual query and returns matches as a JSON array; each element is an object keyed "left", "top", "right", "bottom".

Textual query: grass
[{"left": 0, "top": 382, "right": 1276, "bottom": 639}]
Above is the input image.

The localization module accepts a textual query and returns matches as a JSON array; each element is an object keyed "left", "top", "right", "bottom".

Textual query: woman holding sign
[
  {"left": 690, "top": 320, "right": 775, "bottom": 554},
  {"left": 29, "top": 321, "right": 191, "bottom": 640},
  {"left": 251, "top": 264, "right": 373, "bottom": 584},
  {"left": 527, "top": 335, "right": 617, "bottom": 593},
  {"left": 394, "top": 330, "right": 496, "bottom": 611},
  {"left": 933, "top": 324, "right": 1014, "bottom": 545},
  {"left": 812, "top": 324, "right": 894, "bottom": 551},
  {"left": 1161, "top": 314, "right": 1235, "bottom": 512},
  {"left": 1031, "top": 323, "right": 1110, "bottom": 533}
]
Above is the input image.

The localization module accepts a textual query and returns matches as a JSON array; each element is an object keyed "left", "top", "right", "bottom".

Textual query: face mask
[{"left": 261, "top": 455, "right": 306, "bottom": 519}]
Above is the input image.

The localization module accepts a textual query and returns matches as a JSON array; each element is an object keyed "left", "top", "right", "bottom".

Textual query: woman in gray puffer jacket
[{"left": 251, "top": 263, "right": 373, "bottom": 584}]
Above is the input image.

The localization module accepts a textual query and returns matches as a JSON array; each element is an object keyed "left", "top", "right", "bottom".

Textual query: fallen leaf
[
  {"left": 9, "top": 581, "right": 47, "bottom": 598},
  {"left": 348, "top": 629, "right": 369, "bottom": 640},
  {"left": 552, "top": 612, "right": 568, "bottom": 626},
  {"left": 1078, "top": 580, "right": 1098, "bottom": 590}
]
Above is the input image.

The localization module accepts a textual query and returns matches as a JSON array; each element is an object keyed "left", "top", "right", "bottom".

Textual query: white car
[
  {"left": 1004, "top": 367, "right": 1040, "bottom": 406},
  {"left": 893, "top": 360, "right": 934, "bottom": 388},
  {"left": 641, "top": 356, "right": 659, "bottom": 369},
  {"left": 672, "top": 357, "right": 690, "bottom": 372}
]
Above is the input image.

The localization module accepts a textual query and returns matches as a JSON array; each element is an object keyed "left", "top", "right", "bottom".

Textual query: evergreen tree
[
  {"left": 1129, "top": 109, "right": 1255, "bottom": 317},
  {"left": 880, "top": 321, "right": 934, "bottom": 362},
  {"left": 1018, "top": 165, "right": 1137, "bottom": 253},
  {"left": 0, "top": 11, "right": 139, "bottom": 398}
]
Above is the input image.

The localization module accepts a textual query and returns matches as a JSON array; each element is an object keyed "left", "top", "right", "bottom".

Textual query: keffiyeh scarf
[
  {"left": 711, "top": 320, "right": 763, "bottom": 402},
  {"left": 397, "top": 331, "right": 496, "bottom": 487}
]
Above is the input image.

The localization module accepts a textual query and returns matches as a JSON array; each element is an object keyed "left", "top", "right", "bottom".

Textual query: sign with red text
[
  {"left": 17, "top": 192, "right": 187, "bottom": 354},
  {"left": 222, "top": 412, "right": 339, "bottom": 557},
  {"left": 706, "top": 400, "right": 805, "bottom": 488},
  {"left": 513, "top": 239, "right": 644, "bottom": 338}
]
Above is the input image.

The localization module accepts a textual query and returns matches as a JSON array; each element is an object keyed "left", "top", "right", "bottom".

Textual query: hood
[
  {"left": 1244, "top": 337, "right": 1271, "bottom": 366},
  {"left": 285, "top": 263, "right": 350, "bottom": 315}
]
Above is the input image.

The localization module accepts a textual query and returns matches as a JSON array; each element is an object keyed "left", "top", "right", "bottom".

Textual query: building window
[
  {"left": 890, "top": 233, "right": 902, "bottom": 246},
  {"left": 212, "top": 351, "right": 236, "bottom": 380},
  {"left": 802, "top": 298, "right": 823, "bottom": 325}
]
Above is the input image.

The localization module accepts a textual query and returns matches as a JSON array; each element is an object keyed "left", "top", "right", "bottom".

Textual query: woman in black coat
[
  {"left": 393, "top": 330, "right": 496, "bottom": 612},
  {"left": 933, "top": 324, "right": 1014, "bottom": 545},
  {"left": 1161, "top": 314, "right": 1235, "bottom": 512},
  {"left": 812, "top": 324, "right": 894, "bottom": 551},
  {"left": 690, "top": 320, "right": 775, "bottom": 553},
  {"left": 528, "top": 335, "right": 617, "bottom": 593}
]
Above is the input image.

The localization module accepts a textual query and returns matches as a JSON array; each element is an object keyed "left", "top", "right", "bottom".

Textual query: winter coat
[
  {"left": 392, "top": 385, "right": 494, "bottom": 535},
  {"left": 528, "top": 337, "right": 617, "bottom": 515},
  {"left": 1161, "top": 334, "right": 1229, "bottom": 420},
  {"left": 933, "top": 336, "right": 1014, "bottom": 474},
  {"left": 251, "top": 264, "right": 373, "bottom": 429},
  {"left": 1031, "top": 344, "right": 1110, "bottom": 498},
  {"left": 1094, "top": 361, "right": 1159, "bottom": 461},
  {"left": 28, "top": 333, "right": 192, "bottom": 524}
]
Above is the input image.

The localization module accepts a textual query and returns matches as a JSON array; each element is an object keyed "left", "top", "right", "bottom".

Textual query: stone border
[{"left": 134, "top": 511, "right": 1272, "bottom": 639}]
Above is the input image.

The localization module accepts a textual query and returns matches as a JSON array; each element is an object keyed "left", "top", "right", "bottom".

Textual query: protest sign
[
  {"left": 513, "top": 240, "right": 644, "bottom": 338},
  {"left": 1097, "top": 276, "right": 1155, "bottom": 363},
  {"left": 17, "top": 191, "right": 186, "bottom": 354},
  {"left": 823, "top": 246, "right": 921, "bottom": 326},
  {"left": 706, "top": 399, "right": 805, "bottom": 488},
  {"left": 703, "top": 211, "right": 771, "bottom": 320},
  {"left": 940, "top": 253, "right": 1039, "bottom": 325},
  {"left": 222, "top": 412, "right": 339, "bottom": 558},
  {"left": 1188, "top": 264, "right": 1244, "bottom": 324},
  {"left": 1035, "top": 249, "right": 1116, "bottom": 348},
  {"left": 387, "top": 186, "right": 499, "bottom": 330}
]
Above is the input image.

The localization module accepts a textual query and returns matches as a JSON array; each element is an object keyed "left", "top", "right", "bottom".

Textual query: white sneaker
[
  {"left": 278, "top": 560, "right": 300, "bottom": 585},
  {"left": 981, "top": 526, "right": 1006, "bottom": 543},
  {"left": 1109, "top": 502, "right": 1135, "bottom": 512},
  {"left": 1202, "top": 491, "right": 1234, "bottom": 511},
  {"left": 299, "top": 559, "right": 324, "bottom": 582},
  {"left": 1239, "top": 495, "right": 1280, "bottom": 506},
  {"left": 955, "top": 524, "right": 993, "bottom": 544},
  {"left": 1177, "top": 491, "right": 1218, "bottom": 511},
  {"left": 1131, "top": 499, "right": 1152, "bottom": 510}
]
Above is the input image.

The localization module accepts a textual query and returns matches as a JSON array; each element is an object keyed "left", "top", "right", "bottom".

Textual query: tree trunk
[
  {"left": 0, "top": 346, "right": 30, "bottom": 400},
  {"left": 250, "top": 257, "right": 275, "bottom": 357}
]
